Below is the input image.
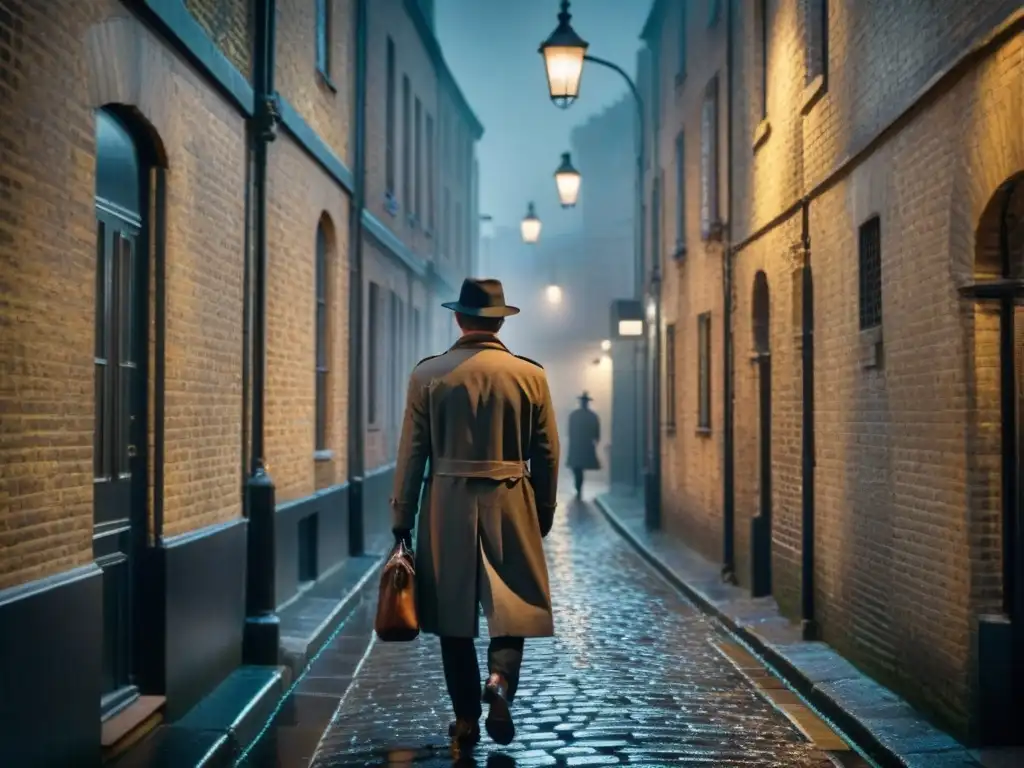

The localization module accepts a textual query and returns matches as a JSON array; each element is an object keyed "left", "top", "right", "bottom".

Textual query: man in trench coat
[
  {"left": 566, "top": 392, "right": 600, "bottom": 499},
  {"left": 391, "top": 277, "right": 561, "bottom": 748}
]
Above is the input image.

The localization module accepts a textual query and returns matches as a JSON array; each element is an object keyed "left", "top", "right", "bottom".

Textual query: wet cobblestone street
[{"left": 292, "top": 498, "right": 846, "bottom": 767}]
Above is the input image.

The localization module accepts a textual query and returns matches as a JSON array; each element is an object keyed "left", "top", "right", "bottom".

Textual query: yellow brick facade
[{"left": 649, "top": 0, "right": 1024, "bottom": 738}]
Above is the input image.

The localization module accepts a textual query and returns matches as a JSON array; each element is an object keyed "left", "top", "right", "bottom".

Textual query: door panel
[{"left": 94, "top": 217, "right": 142, "bottom": 714}]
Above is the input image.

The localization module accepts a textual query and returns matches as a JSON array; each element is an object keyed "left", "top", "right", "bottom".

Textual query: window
[
  {"left": 388, "top": 293, "right": 405, "bottom": 453},
  {"left": 402, "top": 75, "right": 411, "bottom": 213},
  {"left": 698, "top": 313, "right": 711, "bottom": 430},
  {"left": 665, "top": 323, "right": 677, "bottom": 432},
  {"left": 858, "top": 216, "right": 882, "bottom": 330},
  {"left": 759, "top": 0, "right": 769, "bottom": 119},
  {"left": 412, "top": 307, "right": 422, "bottom": 361},
  {"left": 455, "top": 201, "right": 462, "bottom": 262},
  {"left": 314, "top": 221, "right": 330, "bottom": 452},
  {"left": 368, "top": 281, "right": 380, "bottom": 425},
  {"left": 651, "top": 173, "right": 662, "bottom": 267},
  {"left": 674, "top": 133, "right": 685, "bottom": 253},
  {"left": 805, "top": 0, "right": 829, "bottom": 86},
  {"left": 700, "top": 75, "right": 720, "bottom": 238},
  {"left": 414, "top": 98, "right": 422, "bottom": 222},
  {"left": 443, "top": 187, "right": 451, "bottom": 256},
  {"left": 426, "top": 114, "right": 435, "bottom": 232},
  {"left": 677, "top": 3, "right": 688, "bottom": 79},
  {"left": 708, "top": 0, "right": 721, "bottom": 27},
  {"left": 315, "top": 0, "right": 331, "bottom": 79},
  {"left": 385, "top": 38, "right": 396, "bottom": 196}
]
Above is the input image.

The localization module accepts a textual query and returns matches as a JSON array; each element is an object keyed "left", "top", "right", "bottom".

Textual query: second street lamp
[
  {"left": 539, "top": 0, "right": 589, "bottom": 108},
  {"left": 521, "top": 201, "right": 542, "bottom": 244},
  {"left": 554, "top": 151, "right": 581, "bottom": 208}
]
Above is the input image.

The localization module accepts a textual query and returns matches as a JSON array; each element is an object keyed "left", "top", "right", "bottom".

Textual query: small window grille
[{"left": 858, "top": 216, "right": 882, "bottom": 330}]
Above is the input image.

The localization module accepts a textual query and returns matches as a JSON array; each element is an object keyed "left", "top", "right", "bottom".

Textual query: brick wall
[
  {"left": 650, "top": 0, "right": 730, "bottom": 562},
  {"left": 276, "top": 0, "right": 356, "bottom": 169},
  {"left": 266, "top": 136, "right": 351, "bottom": 504},
  {"left": 733, "top": 0, "right": 1022, "bottom": 736},
  {"left": 0, "top": 3, "right": 248, "bottom": 588},
  {"left": 184, "top": 0, "right": 252, "bottom": 79},
  {"left": 364, "top": 0, "right": 438, "bottom": 261},
  {"left": 646, "top": 0, "right": 1022, "bottom": 735}
]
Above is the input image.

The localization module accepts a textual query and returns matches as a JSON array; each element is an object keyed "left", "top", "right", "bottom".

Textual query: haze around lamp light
[
  {"left": 546, "top": 284, "right": 563, "bottom": 304},
  {"left": 521, "top": 201, "right": 541, "bottom": 244},
  {"left": 554, "top": 152, "right": 581, "bottom": 208},
  {"left": 601, "top": 339, "right": 612, "bottom": 351},
  {"left": 539, "top": 1, "right": 589, "bottom": 109}
]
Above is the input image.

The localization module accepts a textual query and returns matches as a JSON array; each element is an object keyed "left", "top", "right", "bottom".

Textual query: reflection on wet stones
[{"left": 309, "top": 500, "right": 839, "bottom": 767}]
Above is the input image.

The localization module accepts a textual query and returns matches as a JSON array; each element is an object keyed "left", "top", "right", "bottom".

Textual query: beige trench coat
[{"left": 390, "top": 332, "right": 561, "bottom": 639}]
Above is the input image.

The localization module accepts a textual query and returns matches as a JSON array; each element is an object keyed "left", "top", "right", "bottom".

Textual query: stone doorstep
[
  {"left": 278, "top": 554, "right": 385, "bottom": 680},
  {"left": 111, "top": 666, "right": 286, "bottom": 768},
  {"left": 593, "top": 493, "right": 984, "bottom": 768}
]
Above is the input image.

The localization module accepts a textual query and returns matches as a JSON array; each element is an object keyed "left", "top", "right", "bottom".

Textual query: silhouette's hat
[
  {"left": 578, "top": 391, "right": 593, "bottom": 403},
  {"left": 442, "top": 278, "right": 520, "bottom": 318}
]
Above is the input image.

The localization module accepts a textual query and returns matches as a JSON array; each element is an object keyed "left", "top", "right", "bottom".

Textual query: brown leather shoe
[
  {"left": 482, "top": 674, "right": 515, "bottom": 745},
  {"left": 448, "top": 718, "right": 480, "bottom": 746}
]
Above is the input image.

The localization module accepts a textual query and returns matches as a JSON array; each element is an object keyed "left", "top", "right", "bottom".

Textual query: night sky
[{"left": 435, "top": 0, "right": 650, "bottom": 238}]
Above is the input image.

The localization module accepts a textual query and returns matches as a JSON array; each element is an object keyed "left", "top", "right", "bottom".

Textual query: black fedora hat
[
  {"left": 442, "top": 278, "right": 520, "bottom": 318},
  {"left": 578, "top": 391, "right": 593, "bottom": 403}
]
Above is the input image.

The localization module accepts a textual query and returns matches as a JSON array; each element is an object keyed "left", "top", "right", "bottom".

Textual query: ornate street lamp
[
  {"left": 539, "top": 0, "right": 589, "bottom": 109},
  {"left": 521, "top": 201, "right": 542, "bottom": 244},
  {"left": 554, "top": 152, "right": 581, "bottom": 208}
]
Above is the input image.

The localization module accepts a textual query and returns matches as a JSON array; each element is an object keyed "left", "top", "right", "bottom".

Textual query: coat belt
[{"left": 432, "top": 458, "right": 528, "bottom": 480}]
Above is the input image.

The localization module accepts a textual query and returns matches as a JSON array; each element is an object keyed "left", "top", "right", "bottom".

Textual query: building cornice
[{"left": 640, "top": 0, "right": 666, "bottom": 44}]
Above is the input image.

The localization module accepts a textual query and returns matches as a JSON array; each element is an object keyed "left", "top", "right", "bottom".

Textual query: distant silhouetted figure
[{"left": 567, "top": 392, "right": 600, "bottom": 499}]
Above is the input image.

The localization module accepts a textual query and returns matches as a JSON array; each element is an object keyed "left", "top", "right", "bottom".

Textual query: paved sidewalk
[
  {"left": 308, "top": 497, "right": 851, "bottom": 767},
  {"left": 594, "top": 490, "right": 994, "bottom": 768}
]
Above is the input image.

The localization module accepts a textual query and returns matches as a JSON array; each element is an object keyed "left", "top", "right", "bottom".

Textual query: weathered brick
[
  {"left": 0, "top": 2, "right": 247, "bottom": 587},
  {"left": 651, "top": 0, "right": 1023, "bottom": 738},
  {"left": 184, "top": 0, "right": 252, "bottom": 79}
]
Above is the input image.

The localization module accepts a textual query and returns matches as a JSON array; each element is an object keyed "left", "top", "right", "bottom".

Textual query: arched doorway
[
  {"left": 966, "top": 171, "right": 1024, "bottom": 740},
  {"left": 751, "top": 271, "right": 772, "bottom": 597},
  {"left": 93, "top": 108, "right": 156, "bottom": 718}
]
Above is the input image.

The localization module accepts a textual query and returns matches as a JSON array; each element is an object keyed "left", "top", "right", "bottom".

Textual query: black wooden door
[{"left": 94, "top": 214, "right": 144, "bottom": 716}]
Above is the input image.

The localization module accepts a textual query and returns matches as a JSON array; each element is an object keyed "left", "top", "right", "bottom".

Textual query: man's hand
[{"left": 393, "top": 527, "right": 413, "bottom": 549}]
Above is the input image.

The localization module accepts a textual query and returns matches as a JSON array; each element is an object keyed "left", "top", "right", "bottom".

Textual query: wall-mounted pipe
[
  {"left": 799, "top": 199, "right": 816, "bottom": 638},
  {"left": 721, "top": 0, "right": 736, "bottom": 582},
  {"left": 347, "top": 0, "right": 369, "bottom": 556}
]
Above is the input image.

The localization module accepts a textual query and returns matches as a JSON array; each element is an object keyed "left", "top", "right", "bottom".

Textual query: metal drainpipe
[
  {"left": 347, "top": 0, "right": 369, "bottom": 556},
  {"left": 721, "top": 0, "right": 736, "bottom": 583},
  {"left": 799, "top": 198, "right": 817, "bottom": 639},
  {"left": 243, "top": 0, "right": 280, "bottom": 666}
]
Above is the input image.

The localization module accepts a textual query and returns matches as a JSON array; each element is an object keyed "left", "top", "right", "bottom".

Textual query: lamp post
[
  {"left": 521, "top": 201, "right": 542, "bottom": 244},
  {"left": 540, "top": 0, "right": 661, "bottom": 529},
  {"left": 554, "top": 151, "right": 581, "bottom": 208}
]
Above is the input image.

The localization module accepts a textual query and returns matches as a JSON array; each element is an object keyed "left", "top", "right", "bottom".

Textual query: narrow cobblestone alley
[{"left": 240, "top": 497, "right": 862, "bottom": 767}]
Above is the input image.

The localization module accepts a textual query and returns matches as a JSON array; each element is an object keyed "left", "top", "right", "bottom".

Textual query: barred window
[
  {"left": 665, "top": 323, "right": 677, "bottom": 432},
  {"left": 698, "top": 313, "right": 712, "bottom": 430},
  {"left": 858, "top": 216, "right": 882, "bottom": 330}
]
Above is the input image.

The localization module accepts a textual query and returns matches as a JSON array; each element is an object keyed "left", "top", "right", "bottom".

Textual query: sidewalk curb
[{"left": 593, "top": 494, "right": 981, "bottom": 768}]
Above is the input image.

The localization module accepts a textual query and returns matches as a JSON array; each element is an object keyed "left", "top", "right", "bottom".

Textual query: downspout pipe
[
  {"left": 721, "top": 0, "right": 736, "bottom": 582},
  {"left": 243, "top": 0, "right": 280, "bottom": 666},
  {"left": 799, "top": 198, "right": 817, "bottom": 639},
  {"left": 347, "top": 0, "right": 368, "bottom": 556}
]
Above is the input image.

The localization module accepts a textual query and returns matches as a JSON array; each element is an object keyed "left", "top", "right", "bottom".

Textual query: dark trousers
[
  {"left": 440, "top": 636, "right": 525, "bottom": 720},
  {"left": 572, "top": 467, "right": 585, "bottom": 497}
]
